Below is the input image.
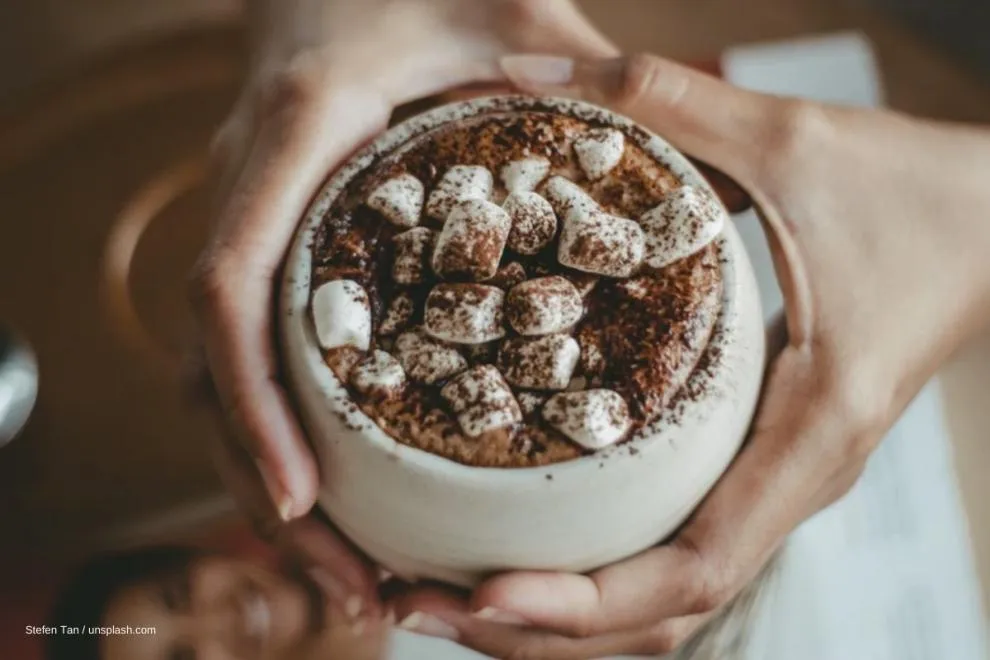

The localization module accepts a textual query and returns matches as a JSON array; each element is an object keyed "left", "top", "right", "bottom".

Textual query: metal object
[{"left": 0, "top": 326, "right": 39, "bottom": 447}]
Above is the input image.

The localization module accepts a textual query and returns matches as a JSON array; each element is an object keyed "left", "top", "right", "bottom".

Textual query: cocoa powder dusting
[{"left": 311, "top": 110, "right": 722, "bottom": 467}]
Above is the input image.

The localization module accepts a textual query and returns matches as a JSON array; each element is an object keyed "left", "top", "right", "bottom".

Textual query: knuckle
[
  {"left": 646, "top": 627, "right": 684, "bottom": 656},
  {"left": 616, "top": 52, "right": 664, "bottom": 109},
  {"left": 757, "top": 99, "right": 835, "bottom": 187},
  {"left": 683, "top": 551, "right": 732, "bottom": 614},
  {"left": 826, "top": 370, "right": 890, "bottom": 460},
  {"left": 254, "top": 54, "right": 324, "bottom": 120},
  {"left": 187, "top": 253, "right": 234, "bottom": 317},
  {"left": 501, "top": 0, "right": 551, "bottom": 27}
]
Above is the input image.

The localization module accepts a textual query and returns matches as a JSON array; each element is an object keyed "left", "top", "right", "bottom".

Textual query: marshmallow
[
  {"left": 500, "top": 157, "right": 551, "bottom": 193},
  {"left": 640, "top": 186, "right": 727, "bottom": 268},
  {"left": 366, "top": 173, "right": 424, "bottom": 228},
  {"left": 489, "top": 262, "right": 527, "bottom": 291},
  {"left": 504, "top": 192, "right": 558, "bottom": 256},
  {"left": 558, "top": 208, "right": 645, "bottom": 278},
  {"left": 516, "top": 391, "right": 549, "bottom": 417},
  {"left": 393, "top": 329, "right": 467, "bottom": 384},
  {"left": 499, "top": 334, "right": 581, "bottom": 391},
  {"left": 350, "top": 350, "right": 407, "bottom": 398},
  {"left": 424, "top": 283, "right": 506, "bottom": 344},
  {"left": 432, "top": 199, "right": 511, "bottom": 281},
  {"left": 378, "top": 292, "right": 415, "bottom": 336},
  {"left": 573, "top": 128, "right": 625, "bottom": 180},
  {"left": 426, "top": 165, "right": 494, "bottom": 221},
  {"left": 312, "top": 280, "right": 372, "bottom": 351},
  {"left": 542, "top": 176, "right": 597, "bottom": 222},
  {"left": 543, "top": 389, "right": 632, "bottom": 450},
  {"left": 392, "top": 227, "right": 437, "bottom": 284},
  {"left": 441, "top": 365, "right": 522, "bottom": 437},
  {"left": 505, "top": 276, "right": 584, "bottom": 336}
]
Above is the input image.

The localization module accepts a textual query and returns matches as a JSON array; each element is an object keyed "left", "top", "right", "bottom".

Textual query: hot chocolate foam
[{"left": 309, "top": 107, "right": 725, "bottom": 467}]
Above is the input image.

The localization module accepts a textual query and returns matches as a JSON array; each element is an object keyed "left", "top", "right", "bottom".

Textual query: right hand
[
  {"left": 390, "top": 53, "right": 990, "bottom": 659},
  {"left": 189, "top": 0, "right": 616, "bottom": 621}
]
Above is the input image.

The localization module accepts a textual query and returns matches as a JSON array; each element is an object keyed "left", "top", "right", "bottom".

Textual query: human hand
[
  {"left": 188, "top": 0, "right": 616, "bottom": 620},
  {"left": 389, "top": 53, "right": 990, "bottom": 658}
]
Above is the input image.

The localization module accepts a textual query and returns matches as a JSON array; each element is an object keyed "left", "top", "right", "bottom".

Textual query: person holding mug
[{"left": 189, "top": 1, "right": 990, "bottom": 657}]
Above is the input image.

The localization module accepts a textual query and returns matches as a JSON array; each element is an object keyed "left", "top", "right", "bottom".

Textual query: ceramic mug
[{"left": 280, "top": 96, "right": 765, "bottom": 587}]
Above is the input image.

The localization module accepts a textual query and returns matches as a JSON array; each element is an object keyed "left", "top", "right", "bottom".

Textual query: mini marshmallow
[
  {"left": 543, "top": 389, "right": 632, "bottom": 450},
  {"left": 504, "top": 192, "right": 558, "bottom": 256},
  {"left": 441, "top": 365, "right": 522, "bottom": 437},
  {"left": 499, "top": 334, "right": 581, "bottom": 391},
  {"left": 366, "top": 173, "right": 424, "bottom": 228},
  {"left": 350, "top": 350, "right": 407, "bottom": 398},
  {"left": 393, "top": 329, "right": 467, "bottom": 384},
  {"left": 392, "top": 227, "right": 437, "bottom": 284},
  {"left": 542, "top": 176, "right": 597, "bottom": 222},
  {"left": 312, "top": 280, "right": 371, "bottom": 351},
  {"left": 505, "top": 276, "right": 584, "bottom": 336},
  {"left": 500, "top": 157, "right": 551, "bottom": 193},
  {"left": 432, "top": 199, "right": 511, "bottom": 281},
  {"left": 640, "top": 186, "right": 727, "bottom": 268},
  {"left": 424, "top": 283, "right": 505, "bottom": 344},
  {"left": 516, "top": 391, "right": 549, "bottom": 417},
  {"left": 573, "top": 128, "right": 625, "bottom": 180},
  {"left": 426, "top": 165, "right": 494, "bottom": 221},
  {"left": 378, "top": 292, "right": 415, "bottom": 336},
  {"left": 489, "top": 262, "right": 527, "bottom": 290},
  {"left": 558, "top": 208, "right": 645, "bottom": 278}
]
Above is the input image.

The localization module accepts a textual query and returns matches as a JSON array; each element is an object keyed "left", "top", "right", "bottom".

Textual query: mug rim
[{"left": 280, "top": 94, "right": 748, "bottom": 485}]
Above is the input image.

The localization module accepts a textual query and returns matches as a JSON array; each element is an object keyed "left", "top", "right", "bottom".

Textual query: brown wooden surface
[{"left": 0, "top": 3, "right": 988, "bottom": 611}]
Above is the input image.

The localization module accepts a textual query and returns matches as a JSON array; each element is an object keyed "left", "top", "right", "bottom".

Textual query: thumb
[{"left": 500, "top": 53, "right": 782, "bottom": 186}]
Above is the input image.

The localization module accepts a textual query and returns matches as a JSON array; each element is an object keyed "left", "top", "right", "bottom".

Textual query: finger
[
  {"left": 500, "top": 53, "right": 782, "bottom": 187},
  {"left": 190, "top": 83, "right": 394, "bottom": 522},
  {"left": 282, "top": 515, "right": 384, "bottom": 620},
  {"left": 474, "top": 354, "right": 843, "bottom": 636},
  {"left": 393, "top": 585, "right": 713, "bottom": 660},
  {"left": 209, "top": 419, "right": 284, "bottom": 542}
]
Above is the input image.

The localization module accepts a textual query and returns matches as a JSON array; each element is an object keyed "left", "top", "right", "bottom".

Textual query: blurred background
[{"left": 1, "top": 1, "right": 988, "bottom": 658}]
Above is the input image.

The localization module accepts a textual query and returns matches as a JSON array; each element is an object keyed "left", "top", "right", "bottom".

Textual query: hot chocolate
[
  {"left": 281, "top": 96, "right": 764, "bottom": 586},
  {"left": 309, "top": 107, "right": 725, "bottom": 467}
]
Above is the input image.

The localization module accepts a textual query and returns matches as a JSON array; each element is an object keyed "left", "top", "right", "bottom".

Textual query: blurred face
[{"left": 100, "top": 555, "right": 323, "bottom": 660}]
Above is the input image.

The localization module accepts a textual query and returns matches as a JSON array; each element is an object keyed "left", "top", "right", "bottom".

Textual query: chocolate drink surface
[{"left": 310, "top": 109, "right": 726, "bottom": 467}]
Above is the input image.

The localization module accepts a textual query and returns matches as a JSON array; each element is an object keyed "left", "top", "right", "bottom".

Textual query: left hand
[{"left": 189, "top": 0, "right": 617, "bottom": 624}]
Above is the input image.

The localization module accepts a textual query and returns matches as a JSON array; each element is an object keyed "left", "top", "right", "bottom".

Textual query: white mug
[{"left": 280, "top": 96, "right": 765, "bottom": 587}]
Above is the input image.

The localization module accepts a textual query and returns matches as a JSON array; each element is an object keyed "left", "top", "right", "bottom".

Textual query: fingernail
[
  {"left": 473, "top": 606, "right": 530, "bottom": 625},
  {"left": 398, "top": 612, "right": 460, "bottom": 641},
  {"left": 256, "top": 460, "right": 294, "bottom": 522},
  {"left": 501, "top": 54, "right": 575, "bottom": 87},
  {"left": 345, "top": 595, "right": 364, "bottom": 620}
]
